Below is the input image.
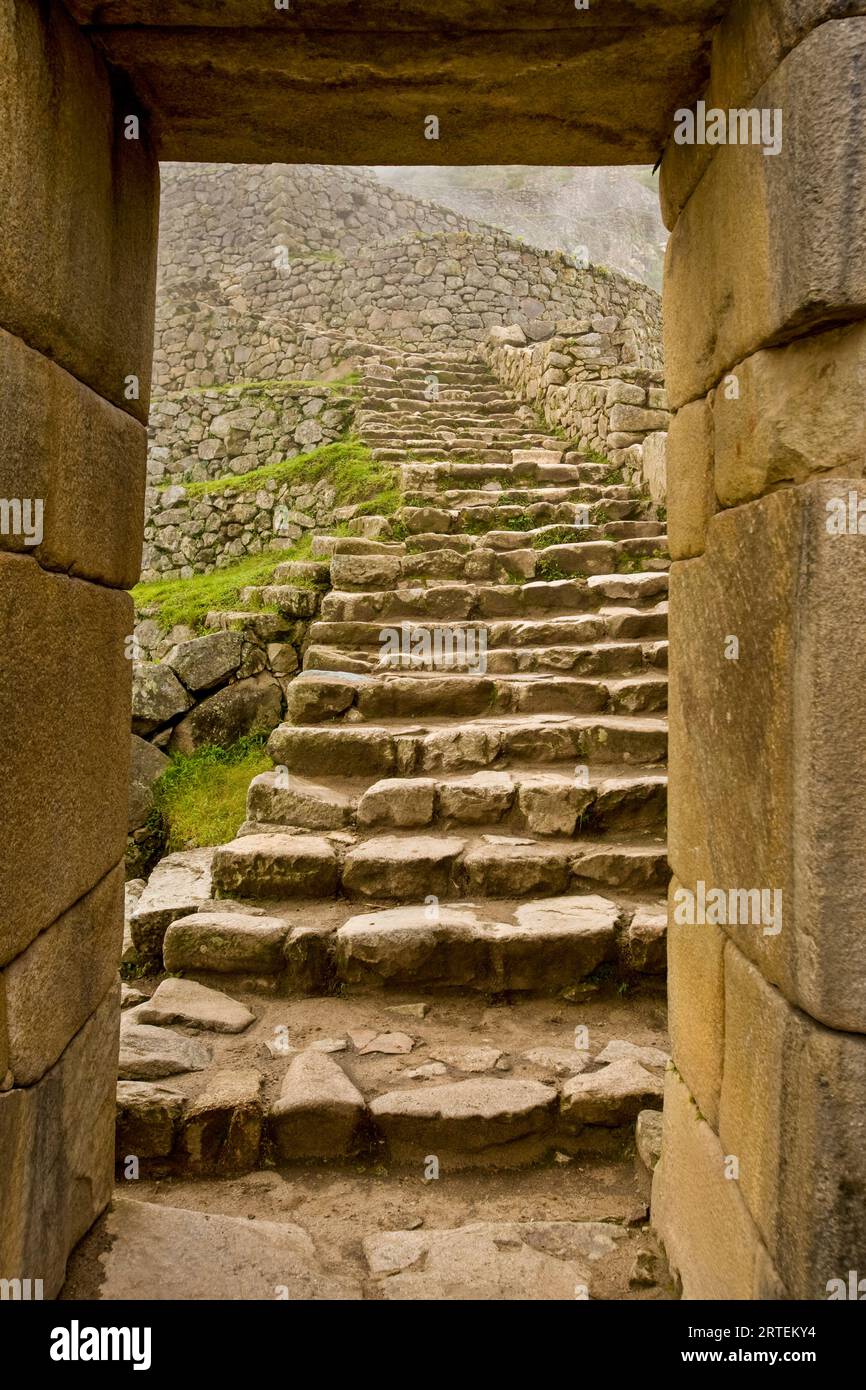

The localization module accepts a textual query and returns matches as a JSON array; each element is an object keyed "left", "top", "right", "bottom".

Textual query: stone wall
[
  {"left": 148, "top": 381, "right": 357, "bottom": 487},
  {"left": 484, "top": 322, "right": 669, "bottom": 495},
  {"left": 0, "top": 0, "right": 159, "bottom": 1297},
  {"left": 651, "top": 6, "right": 866, "bottom": 1302},
  {"left": 157, "top": 162, "right": 485, "bottom": 294},
  {"left": 142, "top": 468, "right": 354, "bottom": 583}
]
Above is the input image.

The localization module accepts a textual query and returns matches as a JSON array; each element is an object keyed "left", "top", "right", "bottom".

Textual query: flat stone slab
[
  {"left": 129, "top": 978, "right": 255, "bottom": 1034},
  {"left": 560, "top": 1059, "right": 664, "bottom": 1129},
  {"left": 117, "top": 1022, "right": 211, "bottom": 1081},
  {"left": 74, "top": 1199, "right": 359, "bottom": 1300},
  {"left": 523, "top": 1046, "right": 592, "bottom": 1077},
  {"left": 212, "top": 834, "right": 338, "bottom": 898},
  {"left": 270, "top": 1050, "right": 365, "bottom": 1161},
  {"left": 596, "top": 1039, "right": 670, "bottom": 1071},
  {"left": 363, "top": 1220, "right": 628, "bottom": 1300},
  {"left": 370, "top": 1078, "right": 557, "bottom": 1164},
  {"left": 163, "top": 912, "right": 290, "bottom": 974},
  {"left": 129, "top": 849, "right": 215, "bottom": 960}
]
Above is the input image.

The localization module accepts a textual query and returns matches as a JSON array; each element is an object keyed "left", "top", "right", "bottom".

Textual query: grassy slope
[{"left": 152, "top": 736, "right": 272, "bottom": 852}]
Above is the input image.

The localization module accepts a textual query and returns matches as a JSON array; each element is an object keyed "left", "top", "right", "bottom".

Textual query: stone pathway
[{"left": 101, "top": 349, "right": 673, "bottom": 1301}]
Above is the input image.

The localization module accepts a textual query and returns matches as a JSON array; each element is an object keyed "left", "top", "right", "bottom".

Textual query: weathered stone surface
[
  {"left": 513, "top": 895, "right": 619, "bottom": 962},
  {"left": 129, "top": 734, "right": 170, "bottom": 831},
  {"left": 0, "top": 986, "right": 119, "bottom": 1297},
  {"left": 560, "top": 1059, "right": 663, "bottom": 1128},
  {"left": 364, "top": 1219, "right": 628, "bottom": 1300},
  {"left": 270, "top": 1050, "right": 365, "bottom": 1160},
  {"left": 115, "top": 1081, "right": 185, "bottom": 1159},
  {"left": 343, "top": 835, "right": 464, "bottom": 899},
  {"left": 596, "top": 1039, "right": 669, "bottom": 1071},
  {"left": 670, "top": 484, "right": 866, "bottom": 1031},
  {"left": 132, "top": 662, "right": 192, "bottom": 734},
  {"left": 247, "top": 770, "right": 354, "bottom": 830},
  {"left": 430, "top": 1046, "right": 502, "bottom": 1073},
  {"left": 336, "top": 905, "right": 487, "bottom": 990},
  {"left": 370, "top": 1078, "right": 557, "bottom": 1165},
  {"left": 652, "top": 1066, "right": 782, "bottom": 1301},
  {"left": 635, "top": 1108, "right": 663, "bottom": 1172},
  {"left": 666, "top": 398, "right": 715, "bottom": 562},
  {"left": 622, "top": 904, "right": 667, "bottom": 974},
  {"left": 666, "top": 881, "right": 725, "bottom": 1130},
  {"left": 357, "top": 778, "right": 437, "bottom": 828},
  {"left": 0, "top": 555, "right": 131, "bottom": 964},
  {"left": 0, "top": 0, "right": 158, "bottom": 419},
  {"left": 129, "top": 848, "right": 214, "bottom": 961},
  {"left": 714, "top": 321, "right": 866, "bottom": 507},
  {"left": 359, "top": 1032, "right": 415, "bottom": 1056},
  {"left": 284, "top": 672, "right": 357, "bottom": 724},
  {"left": 523, "top": 1047, "right": 591, "bottom": 1077},
  {"left": 212, "top": 834, "right": 338, "bottom": 899},
  {"left": 178, "top": 1069, "right": 264, "bottom": 1175},
  {"left": 438, "top": 771, "right": 514, "bottom": 824},
  {"left": 164, "top": 631, "right": 244, "bottom": 692},
  {"left": 117, "top": 1021, "right": 211, "bottom": 1080},
  {"left": 3, "top": 863, "right": 123, "bottom": 1085},
  {"left": 664, "top": 21, "right": 866, "bottom": 407},
  {"left": 169, "top": 673, "right": 282, "bottom": 754},
  {"left": 130, "top": 977, "right": 255, "bottom": 1034},
  {"left": 0, "top": 326, "right": 147, "bottom": 586},
  {"left": 163, "top": 912, "right": 290, "bottom": 975},
  {"left": 68, "top": 1198, "right": 360, "bottom": 1299},
  {"left": 719, "top": 941, "right": 866, "bottom": 1300}
]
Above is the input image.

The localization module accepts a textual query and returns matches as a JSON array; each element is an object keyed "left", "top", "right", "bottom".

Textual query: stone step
[
  {"left": 328, "top": 540, "right": 667, "bottom": 591},
  {"left": 404, "top": 521, "right": 667, "bottom": 552},
  {"left": 319, "top": 572, "right": 668, "bottom": 623},
  {"left": 308, "top": 613, "right": 667, "bottom": 653},
  {"left": 399, "top": 496, "right": 644, "bottom": 532},
  {"left": 304, "top": 637, "right": 666, "bottom": 679},
  {"left": 282, "top": 670, "right": 667, "bottom": 724},
  {"left": 266, "top": 712, "right": 668, "bottom": 777},
  {"left": 245, "top": 765, "right": 667, "bottom": 838},
  {"left": 107, "top": 982, "right": 670, "bottom": 1198}
]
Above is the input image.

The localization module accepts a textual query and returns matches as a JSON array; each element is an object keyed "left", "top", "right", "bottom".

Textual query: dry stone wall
[{"left": 485, "top": 322, "right": 669, "bottom": 496}]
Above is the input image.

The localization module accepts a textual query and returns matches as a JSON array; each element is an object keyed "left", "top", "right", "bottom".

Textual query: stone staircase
[{"left": 116, "top": 350, "right": 674, "bottom": 1300}]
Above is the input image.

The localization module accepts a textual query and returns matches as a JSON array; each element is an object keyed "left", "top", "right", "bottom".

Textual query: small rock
[
  {"left": 120, "top": 984, "right": 147, "bottom": 1010},
  {"left": 523, "top": 1046, "right": 591, "bottom": 1077},
  {"left": 635, "top": 1108, "right": 664, "bottom": 1172},
  {"left": 430, "top": 1046, "right": 502, "bottom": 1073},
  {"left": 309, "top": 1037, "right": 347, "bottom": 1053},
  {"left": 118, "top": 1022, "right": 211, "bottom": 1081},
  {"left": 560, "top": 1059, "right": 664, "bottom": 1128},
  {"left": 386, "top": 1003, "right": 429, "bottom": 1019},
  {"left": 402, "top": 1062, "right": 447, "bottom": 1080},
  {"left": 359, "top": 1032, "right": 414, "bottom": 1056},
  {"left": 128, "top": 977, "right": 255, "bottom": 1034},
  {"left": 348, "top": 1028, "right": 378, "bottom": 1050},
  {"left": 270, "top": 1050, "right": 365, "bottom": 1160},
  {"left": 629, "top": 1248, "right": 659, "bottom": 1287},
  {"left": 596, "top": 1039, "right": 670, "bottom": 1071}
]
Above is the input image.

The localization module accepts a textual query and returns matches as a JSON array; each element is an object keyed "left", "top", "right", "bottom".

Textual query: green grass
[
  {"left": 152, "top": 736, "right": 272, "bottom": 853},
  {"left": 181, "top": 438, "right": 399, "bottom": 515},
  {"left": 132, "top": 534, "right": 313, "bottom": 632}
]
